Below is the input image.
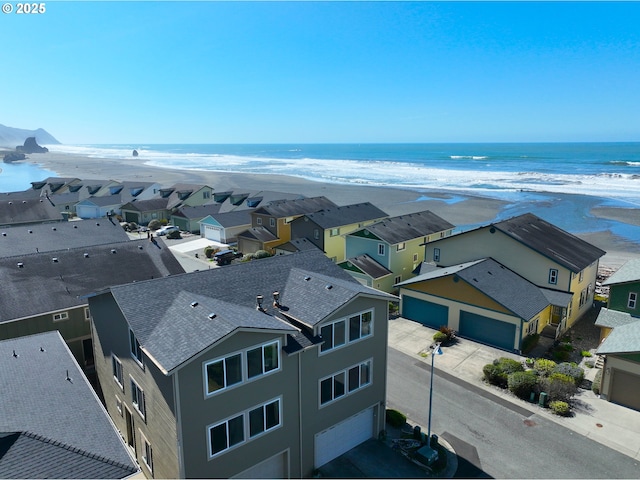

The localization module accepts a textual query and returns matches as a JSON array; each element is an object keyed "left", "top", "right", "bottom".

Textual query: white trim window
[
  {"left": 433, "top": 248, "right": 440, "bottom": 262},
  {"left": 129, "top": 329, "right": 144, "bottom": 368},
  {"left": 378, "top": 243, "right": 385, "bottom": 256},
  {"left": 628, "top": 292, "right": 638, "bottom": 309},
  {"left": 204, "top": 340, "right": 281, "bottom": 397},
  {"left": 270, "top": 218, "right": 276, "bottom": 227},
  {"left": 140, "top": 431, "right": 154, "bottom": 474},
  {"left": 394, "top": 275, "right": 402, "bottom": 285},
  {"left": 53, "top": 311, "right": 69, "bottom": 322},
  {"left": 396, "top": 242, "right": 406, "bottom": 251},
  {"left": 348, "top": 310, "right": 373, "bottom": 342},
  {"left": 207, "top": 398, "right": 282, "bottom": 458},
  {"left": 413, "top": 253, "right": 419, "bottom": 262},
  {"left": 112, "top": 354, "right": 124, "bottom": 390},
  {"left": 549, "top": 269, "right": 558, "bottom": 285},
  {"left": 130, "top": 377, "right": 146, "bottom": 419},
  {"left": 84, "top": 307, "right": 91, "bottom": 321},
  {"left": 320, "top": 359, "right": 372, "bottom": 406},
  {"left": 115, "top": 396, "right": 123, "bottom": 416},
  {"left": 320, "top": 310, "right": 373, "bottom": 353},
  {"left": 330, "top": 228, "right": 340, "bottom": 237},
  {"left": 320, "top": 319, "right": 347, "bottom": 353},
  {"left": 256, "top": 217, "right": 263, "bottom": 226}
]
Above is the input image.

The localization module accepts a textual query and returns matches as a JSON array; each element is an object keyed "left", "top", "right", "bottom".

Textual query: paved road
[{"left": 387, "top": 347, "right": 640, "bottom": 478}]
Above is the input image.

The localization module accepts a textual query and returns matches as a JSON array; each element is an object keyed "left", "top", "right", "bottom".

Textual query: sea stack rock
[
  {"left": 16, "top": 137, "right": 48, "bottom": 154},
  {"left": 132, "top": 149, "right": 139, "bottom": 157},
  {"left": 3, "top": 152, "right": 26, "bottom": 163}
]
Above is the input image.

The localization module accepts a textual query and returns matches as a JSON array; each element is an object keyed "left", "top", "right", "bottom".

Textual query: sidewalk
[{"left": 388, "top": 316, "right": 640, "bottom": 462}]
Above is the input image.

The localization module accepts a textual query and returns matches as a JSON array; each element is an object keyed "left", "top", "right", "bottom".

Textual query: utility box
[{"left": 539, "top": 392, "right": 548, "bottom": 407}]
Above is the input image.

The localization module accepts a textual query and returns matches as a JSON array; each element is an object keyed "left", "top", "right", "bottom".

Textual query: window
[
  {"left": 115, "top": 396, "right": 123, "bottom": 416},
  {"left": 579, "top": 270, "right": 584, "bottom": 282},
  {"left": 256, "top": 217, "right": 263, "bottom": 225},
  {"left": 628, "top": 292, "right": 638, "bottom": 309},
  {"left": 205, "top": 353, "right": 242, "bottom": 394},
  {"left": 204, "top": 341, "right": 280, "bottom": 397},
  {"left": 330, "top": 228, "right": 340, "bottom": 237},
  {"left": 413, "top": 253, "right": 418, "bottom": 262},
  {"left": 320, "top": 319, "right": 346, "bottom": 352},
  {"left": 130, "top": 378, "right": 146, "bottom": 419},
  {"left": 129, "top": 330, "right": 144, "bottom": 368},
  {"left": 84, "top": 307, "right": 91, "bottom": 321},
  {"left": 349, "top": 311, "right": 373, "bottom": 342},
  {"left": 141, "top": 432, "right": 153, "bottom": 474},
  {"left": 321, "top": 360, "right": 372, "bottom": 405},
  {"left": 394, "top": 275, "right": 402, "bottom": 285},
  {"left": 203, "top": 190, "right": 210, "bottom": 199},
  {"left": 112, "top": 355, "right": 124, "bottom": 389},
  {"left": 377, "top": 244, "right": 385, "bottom": 256},
  {"left": 314, "top": 229, "right": 320, "bottom": 240},
  {"left": 320, "top": 311, "right": 373, "bottom": 353},
  {"left": 247, "top": 342, "right": 279, "bottom": 379},
  {"left": 396, "top": 242, "right": 406, "bottom": 251},
  {"left": 269, "top": 217, "right": 276, "bottom": 227},
  {"left": 433, "top": 248, "right": 440, "bottom": 262},
  {"left": 579, "top": 288, "right": 587, "bottom": 307},
  {"left": 53, "top": 311, "right": 69, "bottom": 322},
  {"left": 208, "top": 398, "right": 282, "bottom": 458},
  {"left": 527, "top": 317, "right": 539, "bottom": 335},
  {"left": 549, "top": 269, "right": 558, "bottom": 285}
]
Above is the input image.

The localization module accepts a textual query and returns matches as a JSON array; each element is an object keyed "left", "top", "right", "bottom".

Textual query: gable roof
[
  {"left": 398, "top": 258, "right": 550, "bottom": 321},
  {"left": 0, "top": 219, "right": 129, "bottom": 257},
  {"left": 0, "top": 197, "right": 64, "bottom": 226},
  {"left": 340, "top": 254, "right": 393, "bottom": 280},
  {"left": 0, "top": 332, "right": 139, "bottom": 478},
  {"left": 121, "top": 197, "right": 169, "bottom": 212},
  {"left": 351, "top": 210, "right": 454, "bottom": 245},
  {"left": 237, "top": 226, "right": 279, "bottom": 242},
  {"left": 300, "top": 202, "right": 388, "bottom": 229},
  {"left": 104, "top": 250, "right": 394, "bottom": 373},
  {"left": 602, "top": 258, "right": 640, "bottom": 286},
  {"left": 0, "top": 239, "right": 185, "bottom": 322},
  {"left": 596, "top": 318, "right": 640, "bottom": 355},
  {"left": 275, "top": 237, "right": 323, "bottom": 253},
  {"left": 493, "top": 213, "right": 605, "bottom": 272},
  {"left": 595, "top": 307, "right": 639, "bottom": 329},
  {"left": 76, "top": 194, "right": 123, "bottom": 208},
  {"left": 253, "top": 196, "right": 337, "bottom": 218}
]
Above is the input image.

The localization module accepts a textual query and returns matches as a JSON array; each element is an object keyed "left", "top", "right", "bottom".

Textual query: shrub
[
  {"left": 552, "top": 362, "right": 584, "bottom": 386},
  {"left": 433, "top": 331, "right": 448, "bottom": 343},
  {"left": 541, "top": 373, "right": 578, "bottom": 402},
  {"left": 483, "top": 364, "right": 508, "bottom": 388},
  {"left": 553, "top": 349, "right": 570, "bottom": 362},
  {"left": 581, "top": 350, "right": 592, "bottom": 357},
  {"left": 166, "top": 229, "right": 181, "bottom": 239},
  {"left": 592, "top": 369, "right": 603, "bottom": 395},
  {"left": 549, "top": 400, "right": 571, "bottom": 416},
  {"left": 253, "top": 250, "right": 272, "bottom": 259},
  {"left": 534, "top": 358, "right": 557, "bottom": 376},
  {"left": 438, "top": 326, "right": 456, "bottom": 343},
  {"left": 385, "top": 409, "right": 406, "bottom": 428},
  {"left": 508, "top": 371, "right": 538, "bottom": 399},
  {"left": 494, "top": 357, "right": 524, "bottom": 374},
  {"left": 521, "top": 334, "right": 540, "bottom": 354},
  {"left": 204, "top": 246, "right": 218, "bottom": 259},
  {"left": 148, "top": 219, "right": 162, "bottom": 231}
]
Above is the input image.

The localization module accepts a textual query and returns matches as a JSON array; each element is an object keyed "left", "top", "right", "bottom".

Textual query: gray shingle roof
[
  {"left": 594, "top": 307, "right": 638, "bottom": 328},
  {"left": 301, "top": 202, "right": 387, "bottom": 229},
  {"left": 0, "top": 332, "right": 139, "bottom": 478},
  {"left": 596, "top": 319, "right": 640, "bottom": 354},
  {"left": 494, "top": 213, "right": 605, "bottom": 272},
  {"left": 399, "top": 258, "right": 550, "bottom": 320},
  {"left": 353, "top": 210, "right": 454, "bottom": 245},
  {"left": 237, "top": 226, "right": 279, "bottom": 242},
  {"left": 341, "top": 254, "right": 393, "bottom": 279},
  {"left": 104, "top": 250, "right": 394, "bottom": 372},
  {"left": 253, "top": 196, "right": 337, "bottom": 217},
  {"left": 602, "top": 259, "right": 640, "bottom": 286},
  {"left": 0, "top": 219, "right": 129, "bottom": 257},
  {"left": 0, "top": 197, "right": 64, "bottom": 226},
  {"left": 77, "top": 194, "right": 122, "bottom": 207},
  {"left": 206, "top": 209, "right": 253, "bottom": 228},
  {"left": 0, "top": 239, "right": 185, "bottom": 322},
  {"left": 539, "top": 288, "right": 574, "bottom": 307},
  {"left": 121, "top": 197, "right": 169, "bottom": 212}
]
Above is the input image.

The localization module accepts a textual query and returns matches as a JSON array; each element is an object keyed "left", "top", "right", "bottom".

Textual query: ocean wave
[{"left": 450, "top": 155, "right": 488, "bottom": 160}]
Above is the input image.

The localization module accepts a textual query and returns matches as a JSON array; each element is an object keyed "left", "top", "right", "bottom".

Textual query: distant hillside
[{"left": 0, "top": 124, "right": 60, "bottom": 148}]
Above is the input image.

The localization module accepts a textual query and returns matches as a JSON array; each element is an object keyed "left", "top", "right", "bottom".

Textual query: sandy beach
[{"left": 15, "top": 151, "right": 640, "bottom": 269}]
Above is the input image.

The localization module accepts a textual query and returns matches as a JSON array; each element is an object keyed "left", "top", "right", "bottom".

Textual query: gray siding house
[{"left": 89, "top": 250, "right": 394, "bottom": 478}]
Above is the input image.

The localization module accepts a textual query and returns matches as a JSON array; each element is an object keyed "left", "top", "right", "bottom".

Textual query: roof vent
[
  {"left": 8, "top": 201, "right": 12, "bottom": 205},
  {"left": 304, "top": 276, "right": 311, "bottom": 281},
  {"left": 52, "top": 257, "right": 59, "bottom": 263},
  {"left": 84, "top": 253, "right": 89, "bottom": 258},
  {"left": 12, "top": 350, "right": 18, "bottom": 358},
  {"left": 138, "top": 245, "right": 143, "bottom": 250},
  {"left": 73, "top": 225, "right": 78, "bottom": 229},
  {"left": 52, "top": 227, "right": 56, "bottom": 231},
  {"left": 1, "top": 232, "right": 6, "bottom": 236},
  {"left": 17, "top": 262, "right": 24, "bottom": 268},
  {"left": 66, "top": 370, "right": 72, "bottom": 382},
  {"left": 191, "top": 301, "right": 199, "bottom": 308},
  {"left": 325, "top": 284, "right": 333, "bottom": 290},
  {"left": 272, "top": 291, "right": 280, "bottom": 308},
  {"left": 208, "top": 313, "right": 217, "bottom": 319},
  {"left": 96, "top": 222, "right": 100, "bottom": 226},
  {"left": 256, "top": 295, "right": 264, "bottom": 311},
  {"left": 111, "top": 249, "right": 117, "bottom": 254},
  {"left": 28, "top": 230, "right": 33, "bottom": 234},
  {"left": 40, "top": 346, "right": 45, "bottom": 352},
  {"left": 22, "top": 200, "right": 27, "bottom": 204}
]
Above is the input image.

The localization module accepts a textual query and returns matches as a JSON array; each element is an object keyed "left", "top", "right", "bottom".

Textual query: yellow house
[{"left": 423, "top": 213, "right": 605, "bottom": 338}]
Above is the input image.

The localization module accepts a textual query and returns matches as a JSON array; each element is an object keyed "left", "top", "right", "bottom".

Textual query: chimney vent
[
  {"left": 272, "top": 291, "right": 280, "bottom": 308},
  {"left": 84, "top": 253, "right": 89, "bottom": 258},
  {"left": 208, "top": 313, "right": 217, "bottom": 319},
  {"left": 191, "top": 301, "right": 199, "bottom": 308},
  {"left": 17, "top": 262, "right": 24, "bottom": 268},
  {"left": 52, "top": 257, "right": 59, "bottom": 263},
  {"left": 12, "top": 350, "right": 18, "bottom": 358},
  {"left": 256, "top": 295, "right": 264, "bottom": 311},
  {"left": 111, "top": 249, "right": 117, "bottom": 254},
  {"left": 325, "top": 284, "right": 333, "bottom": 290}
]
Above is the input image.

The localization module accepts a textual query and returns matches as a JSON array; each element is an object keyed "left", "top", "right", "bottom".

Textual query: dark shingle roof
[
  {"left": 354, "top": 210, "right": 454, "bottom": 245},
  {"left": 494, "top": 213, "right": 605, "bottom": 272},
  {"left": 204, "top": 209, "right": 253, "bottom": 228},
  {"left": 104, "top": 250, "right": 394, "bottom": 372},
  {"left": 77, "top": 194, "right": 122, "bottom": 207},
  {"left": 0, "top": 239, "right": 185, "bottom": 322},
  {"left": 0, "top": 219, "right": 129, "bottom": 257},
  {"left": 253, "top": 196, "right": 337, "bottom": 218},
  {"left": 302, "top": 202, "right": 387, "bottom": 229},
  {"left": 276, "top": 238, "right": 322, "bottom": 253},
  {"left": 121, "top": 197, "right": 169, "bottom": 212},
  {"left": 0, "top": 197, "right": 64, "bottom": 226},
  {"left": 0, "top": 332, "right": 139, "bottom": 478},
  {"left": 237, "top": 226, "right": 279, "bottom": 242},
  {"left": 341, "top": 254, "right": 393, "bottom": 279}
]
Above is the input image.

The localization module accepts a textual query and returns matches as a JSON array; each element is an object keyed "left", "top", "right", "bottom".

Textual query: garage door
[
  {"left": 459, "top": 311, "right": 516, "bottom": 351},
  {"left": 315, "top": 407, "right": 374, "bottom": 468},
  {"left": 402, "top": 295, "right": 448, "bottom": 329},
  {"left": 205, "top": 225, "right": 223, "bottom": 242},
  {"left": 233, "top": 451, "right": 287, "bottom": 479},
  {"left": 610, "top": 369, "right": 640, "bottom": 412}
]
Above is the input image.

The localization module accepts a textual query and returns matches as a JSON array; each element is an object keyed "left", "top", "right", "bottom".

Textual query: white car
[{"left": 155, "top": 225, "right": 179, "bottom": 236}]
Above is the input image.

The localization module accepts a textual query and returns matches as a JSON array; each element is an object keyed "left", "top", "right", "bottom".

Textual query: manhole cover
[{"left": 523, "top": 419, "right": 536, "bottom": 427}]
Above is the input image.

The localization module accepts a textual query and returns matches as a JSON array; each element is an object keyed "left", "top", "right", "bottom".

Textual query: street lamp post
[{"left": 416, "top": 341, "right": 442, "bottom": 466}]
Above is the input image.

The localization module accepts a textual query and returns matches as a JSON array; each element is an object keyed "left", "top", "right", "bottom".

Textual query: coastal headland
[{"left": 16, "top": 151, "right": 640, "bottom": 269}]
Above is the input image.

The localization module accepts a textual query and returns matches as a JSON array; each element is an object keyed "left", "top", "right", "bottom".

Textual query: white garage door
[
  {"left": 233, "top": 451, "right": 287, "bottom": 479},
  {"left": 314, "top": 407, "right": 374, "bottom": 468},
  {"left": 205, "top": 225, "right": 223, "bottom": 242}
]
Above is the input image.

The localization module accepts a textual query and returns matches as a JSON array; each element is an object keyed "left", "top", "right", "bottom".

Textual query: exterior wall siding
[
  {"left": 601, "top": 354, "right": 640, "bottom": 401},
  {"left": 608, "top": 282, "right": 640, "bottom": 316},
  {"left": 345, "top": 236, "right": 389, "bottom": 268}
]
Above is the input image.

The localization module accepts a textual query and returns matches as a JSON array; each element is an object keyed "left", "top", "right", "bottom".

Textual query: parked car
[
  {"left": 214, "top": 249, "right": 242, "bottom": 266},
  {"left": 156, "top": 225, "right": 179, "bottom": 236}
]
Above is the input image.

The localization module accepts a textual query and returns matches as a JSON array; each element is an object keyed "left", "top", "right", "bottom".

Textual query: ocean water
[{"left": 10, "top": 142, "right": 640, "bottom": 245}]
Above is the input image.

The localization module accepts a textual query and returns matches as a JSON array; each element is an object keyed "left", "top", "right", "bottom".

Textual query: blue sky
[{"left": 2, "top": 1, "right": 639, "bottom": 144}]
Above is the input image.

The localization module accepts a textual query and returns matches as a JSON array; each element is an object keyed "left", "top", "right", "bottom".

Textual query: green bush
[
  {"left": 253, "top": 250, "right": 272, "bottom": 259},
  {"left": 438, "top": 325, "right": 456, "bottom": 343},
  {"left": 541, "top": 373, "right": 578, "bottom": 402},
  {"left": 433, "top": 331, "right": 448, "bottom": 343},
  {"left": 148, "top": 219, "right": 162, "bottom": 231},
  {"left": 552, "top": 362, "right": 584, "bottom": 386},
  {"left": 553, "top": 349, "right": 570, "bottom": 362},
  {"left": 483, "top": 364, "right": 508, "bottom": 388},
  {"left": 508, "top": 371, "right": 538, "bottom": 399},
  {"left": 204, "top": 246, "right": 218, "bottom": 259},
  {"left": 521, "top": 334, "right": 540, "bottom": 354},
  {"left": 494, "top": 357, "right": 524, "bottom": 374},
  {"left": 534, "top": 358, "right": 557, "bottom": 376},
  {"left": 385, "top": 409, "right": 406, "bottom": 428},
  {"left": 166, "top": 229, "right": 181, "bottom": 239},
  {"left": 592, "top": 369, "right": 603, "bottom": 395},
  {"left": 549, "top": 400, "right": 571, "bottom": 416},
  {"left": 581, "top": 350, "right": 592, "bottom": 357}
]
